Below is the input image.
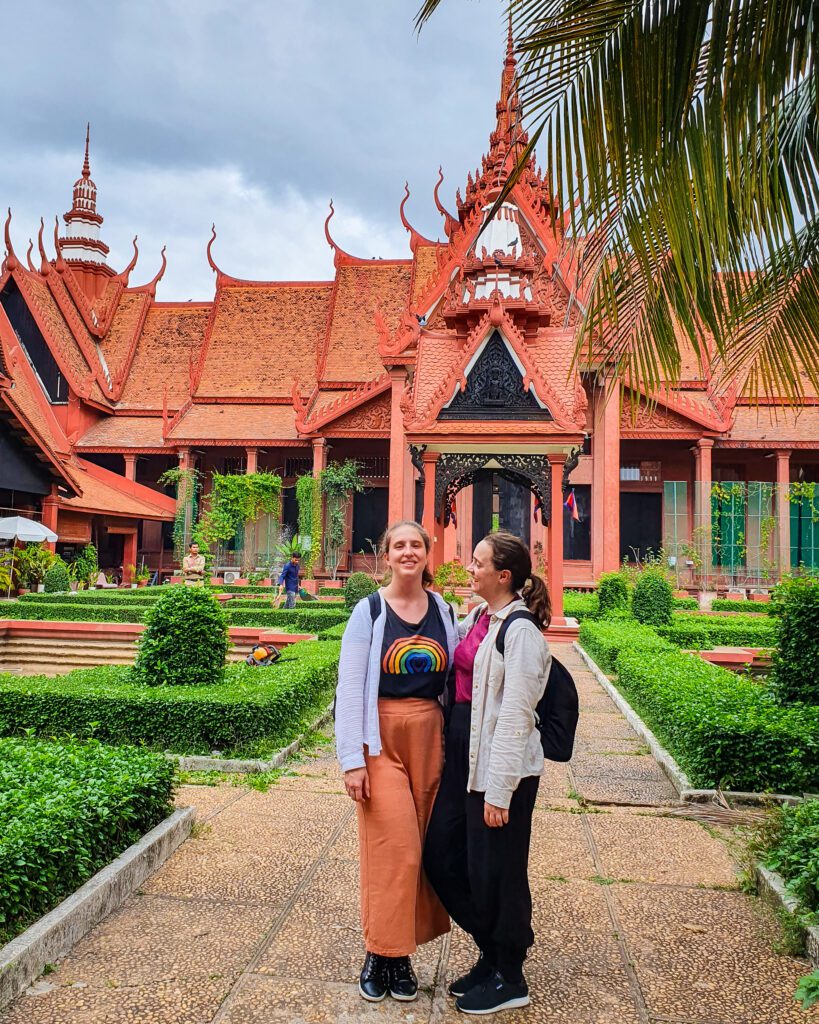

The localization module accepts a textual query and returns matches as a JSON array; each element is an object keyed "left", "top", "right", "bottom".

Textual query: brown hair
[
  {"left": 380, "top": 520, "right": 434, "bottom": 587},
  {"left": 482, "top": 531, "right": 551, "bottom": 628}
]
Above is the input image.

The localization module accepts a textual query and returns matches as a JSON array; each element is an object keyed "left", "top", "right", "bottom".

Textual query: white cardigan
[{"left": 335, "top": 589, "right": 460, "bottom": 773}]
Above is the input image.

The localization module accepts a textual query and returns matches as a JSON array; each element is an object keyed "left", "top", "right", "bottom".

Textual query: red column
[
  {"left": 591, "top": 375, "right": 621, "bottom": 576},
  {"left": 421, "top": 450, "right": 440, "bottom": 571},
  {"left": 245, "top": 448, "right": 258, "bottom": 474},
  {"left": 775, "top": 449, "right": 791, "bottom": 579},
  {"left": 41, "top": 485, "right": 59, "bottom": 553},
  {"left": 388, "top": 370, "right": 407, "bottom": 526},
  {"left": 123, "top": 454, "right": 137, "bottom": 481},
  {"left": 693, "top": 438, "right": 714, "bottom": 588},
  {"left": 122, "top": 532, "right": 138, "bottom": 583},
  {"left": 547, "top": 453, "right": 565, "bottom": 620}
]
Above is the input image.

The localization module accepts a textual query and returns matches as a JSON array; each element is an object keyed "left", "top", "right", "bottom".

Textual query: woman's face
[
  {"left": 385, "top": 525, "right": 428, "bottom": 584},
  {"left": 468, "top": 539, "right": 511, "bottom": 600}
]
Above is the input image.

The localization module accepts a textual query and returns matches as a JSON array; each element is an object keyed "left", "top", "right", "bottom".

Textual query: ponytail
[{"left": 482, "top": 531, "right": 552, "bottom": 628}]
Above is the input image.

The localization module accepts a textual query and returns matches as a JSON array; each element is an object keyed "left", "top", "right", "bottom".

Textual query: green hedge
[
  {"left": 318, "top": 621, "right": 348, "bottom": 641},
  {"left": 711, "top": 599, "right": 770, "bottom": 614},
  {"left": 673, "top": 597, "right": 699, "bottom": 610},
  {"left": 614, "top": 646, "right": 819, "bottom": 792},
  {"left": 655, "top": 618, "right": 778, "bottom": 649},
  {"left": 577, "top": 620, "right": 675, "bottom": 673},
  {"left": 0, "top": 737, "right": 174, "bottom": 943},
  {"left": 0, "top": 640, "right": 340, "bottom": 756},
  {"left": 563, "top": 592, "right": 600, "bottom": 620},
  {"left": 763, "top": 799, "right": 819, "bottom": 916},
  {"left": 0, "top": 601, "right": 348, "bottom": 632}
]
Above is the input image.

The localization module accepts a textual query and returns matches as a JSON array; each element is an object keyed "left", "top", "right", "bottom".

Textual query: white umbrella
[{"left": 0, "top": 516, "right": 58, "bottom": 599}]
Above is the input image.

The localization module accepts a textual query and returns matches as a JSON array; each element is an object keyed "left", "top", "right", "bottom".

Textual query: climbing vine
[
  {"left": 296, "top": 474, "right": 322, "bottom": 576},
  {"left": 197, "top": 472, "right": 282, "bottom": 545},
  {"left": 158, "top": 467, "right": 202, "bottom": 563},
  {"left": 320, "top": 460, "right": 364, "bottom": 580}
]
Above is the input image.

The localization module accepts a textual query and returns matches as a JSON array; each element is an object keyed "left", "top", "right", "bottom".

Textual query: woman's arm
[
  {"left": 335, "top": 599, "right": 372, "bottom": 773},
  {"left": 484, "top": 625, "right": 551, "bottom": 810}
]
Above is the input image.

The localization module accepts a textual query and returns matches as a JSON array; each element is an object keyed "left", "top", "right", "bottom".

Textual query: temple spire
[{"left": 82, "top": 122, "right": 91, "bottom": 180}]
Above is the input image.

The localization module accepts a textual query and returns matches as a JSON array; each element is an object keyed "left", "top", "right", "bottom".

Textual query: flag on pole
[{"left": 564, "top": 489, "right": 580, "bottom": 522}]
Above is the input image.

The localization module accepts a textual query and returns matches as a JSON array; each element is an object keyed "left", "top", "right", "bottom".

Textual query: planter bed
[
  {"left": 0, "top": 737, "right": 174, "bottom": 946},
  {"left": 0, "top": 640, "right": 340, "bottom": 758},
  {"left": 657, "top": 616, "right": 778, "bottom": 649},
  {"left": 578, "top": 621, "right": 819, "bottom": 793}
]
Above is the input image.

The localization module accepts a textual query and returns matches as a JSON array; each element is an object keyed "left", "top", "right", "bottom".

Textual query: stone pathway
[{"left": 2, "top": 643, "right": 816, "bottom": 1023}]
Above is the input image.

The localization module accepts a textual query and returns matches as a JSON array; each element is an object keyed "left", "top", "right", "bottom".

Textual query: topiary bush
[
  {"left": 631, "top": 568, "right": 674, "bottom": 626},
  {"left": 597, "top": 571, "right": 630, "bottom": 617},
  {"left": 769, "top": 574, "right": 819, "bottom": 705},
  {"left": 43, "top": 561, "right": 70, "bottom": 594},
  {"left": 344, "top": 572, "right": 378, "bottom": 611},
  {"left": 134, "top": 585, "right": 229, "bottom": 687}
]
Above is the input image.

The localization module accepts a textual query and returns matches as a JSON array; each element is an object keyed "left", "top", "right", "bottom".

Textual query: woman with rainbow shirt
[{"left": 335, "top": 520, "right": 459, "bottom": 1004}]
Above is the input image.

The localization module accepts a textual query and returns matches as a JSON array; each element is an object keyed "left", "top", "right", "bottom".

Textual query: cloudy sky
[{"left": 2, "top": 1, "right": 509, "bottom": 300}]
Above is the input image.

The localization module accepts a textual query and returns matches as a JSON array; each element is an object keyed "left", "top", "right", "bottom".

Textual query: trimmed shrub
[
  {"left": 597, "top": 571, "right": 630, "bottom": 617},
  {"left": 631, "top": 568, "right": 674, "bottom": 626},
  {"left": 0, "top": 737, "right": 174, "bottom": 943},
  {"left": 563, "top": 591, "right": 600, "bottom": 620},
  {"left": 769, "top": 575, "right": 819, "bottom": 705},
  {"left": 672, "top": 597, "right": 699, "bottom": 611},
  {"left": 134, "top": 586, "right": 229, "bottom": 687},
  {"left": 655, "top": 618, "right": 778, "bottom": 649},
  {"left": 344, "top": 572, "right": 378, "bottom": 611},
  {"left": 763, "top": 799, "right": 819, "bottom": 915},
  {"left": 614, "top": 646, "right": 819, "bottom": 792},
  {"left": 43, "top": 562, "right": 70, "bottom": 594},
  {"left": 578, "top": 620, "right": 674, "bottom": 673},
  {"left": 0, "top": 640, "right": 340, "bottom": 755},
  {"left": 711, "top": 599, "right": 770, "bottom": 614},
  {"left": 318, "top": 621, "right": 348, "bottom": 641}
]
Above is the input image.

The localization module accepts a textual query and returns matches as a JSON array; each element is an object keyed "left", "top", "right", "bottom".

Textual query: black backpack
[{"left": 496, "top": 610, "right": 578, "bottom": 763}]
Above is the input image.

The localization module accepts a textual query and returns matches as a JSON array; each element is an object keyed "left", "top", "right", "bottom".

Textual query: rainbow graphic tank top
[{"left": 379, "top": 593, "right": 449, "bottom": 700}]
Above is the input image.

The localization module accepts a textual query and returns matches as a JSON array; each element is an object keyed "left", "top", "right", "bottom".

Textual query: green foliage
[
  {"left": 672, "top": 597, "right": 699, "bottom": 610},
  {"left": 795, "top": 971, "right": 819, "bottom": 1010},
  {"left": 197, "top": 471, "right": 282, "bottom": 546},
  {"left": 0, "top": 737, "right": 174, "bottom": 943},
  {"left": 769, "top": 575, "right": 819, "bottom": 704},
  {"left": 562, "top": 591, "right": 600, "bottom": 620},
  {"left": 631, "top": 568, "right": 674, "bottom": 626},
  {"left": 158, "top": 468, "right": 201, "bottom": 563},
  {"left": 317, "top": 621, "right": 348, "bottom": 641},
  {"left": 614, "top": 646, "right": 819, "bottom": 792},
  {"left": 433, "top": 560, "right": 471, "bottom": 604},
  {"left": 296, "top": 474, "right": 321, "bottom": 576},
  {"left": 344, "top": 572, "right": 378, "bottom": 611},
  {"left": 596, "top": 571, "right": 630, "bottom": 617},
  {"left": 0, "top": 640, "right": 340, "bottom": 755},
  {"left": 711, "top": 599, "right": 770, "bottom": 614},
  {"left": 762, "top": 800, "right": 819, "bottom": 917},
  {"left": 42, "top": 561, "right": 70, "bottom": 594},
  {"left": 655, "top": 618, "right": 778, "bottom": 649},
  {"left": 578, "top": 621, "right": 674, "bottom": 674},
  {"left": 69, "top": 543, "right": 99, "bottom": 589},
  {"left": 320, "top": 461, "right": 364, "bottom": 577},
  {"left": 134, "top": 586, "right": 229, "bottom": 687},
  {"left": 15, "top": 544, "right": 56, "bottom": 587}
]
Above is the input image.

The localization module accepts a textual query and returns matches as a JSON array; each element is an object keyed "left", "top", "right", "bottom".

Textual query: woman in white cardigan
[{"left": 336, "top": 520, "right": 460, "bottom": 1004}]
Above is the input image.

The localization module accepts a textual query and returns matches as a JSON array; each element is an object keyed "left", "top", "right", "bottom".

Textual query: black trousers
[{"left": 423, "top": 704, "right": 539, "bottom": 982}]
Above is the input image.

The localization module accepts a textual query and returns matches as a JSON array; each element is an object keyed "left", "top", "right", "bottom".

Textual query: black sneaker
[
  {"left": 449, "top": 953, "right": 494, "bottom": 997},
  {"left": 387, "top": 955, "right": 418, "bottom": 1001},
  {"left": 358, "top": 952, "right": 388, "bottom": 1002},
  {"left": 455, "top": 970, "right": 530, "bottom": 1015}
]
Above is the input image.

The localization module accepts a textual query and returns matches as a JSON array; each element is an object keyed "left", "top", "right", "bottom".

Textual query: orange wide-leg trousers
[{"left": 356, "top": 698, "right": 451, "bottom": 956}]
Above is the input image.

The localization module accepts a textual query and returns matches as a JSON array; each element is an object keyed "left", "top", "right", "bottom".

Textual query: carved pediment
[
  {"left": 439, "top": 331, "right": 552, "bottom": 421},
  {"left": 328, "top": 393, "right": 391, "bottom": 433},
  {"left": 621, "top": 397, "right": 700, "bottom": 432}
]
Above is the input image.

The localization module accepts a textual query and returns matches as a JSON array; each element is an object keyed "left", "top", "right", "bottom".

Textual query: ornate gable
[{"left": 440, "top": 331, "right": 550, "bottom": 420}]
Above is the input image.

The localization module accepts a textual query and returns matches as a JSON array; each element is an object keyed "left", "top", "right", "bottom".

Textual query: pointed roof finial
[
  {"left": 506, "top": 8, "right": 514, "bottom": 65},
  {"left": 82, "top": 122, "right": 91, "bottom": 179}
]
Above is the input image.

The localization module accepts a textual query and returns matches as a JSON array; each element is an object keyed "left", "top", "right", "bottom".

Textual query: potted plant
[
  {"left": 17, "top": 544, "right": 54, "bottom": 593},
  {"left": 126, "top": 564, "right": 138, "bottom": 588},
  {"left": 135, "top": 563, "right": 151, "bottom": 587}
]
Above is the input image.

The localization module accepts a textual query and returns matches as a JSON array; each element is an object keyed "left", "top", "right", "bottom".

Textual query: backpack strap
[
  {"left": 495, "top": 609, "right": 541, "bottom": 655},
  {"left": 368, "top": 590, "right": 381, "bottom": 623}
]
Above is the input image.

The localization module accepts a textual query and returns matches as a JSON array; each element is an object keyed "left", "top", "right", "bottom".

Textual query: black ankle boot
[
  {"left": 359, "top": 951, "right": 388, "bottom": 1002},
  {"left": 387, "top": 955, "right": 418, "bottom": 1001}
]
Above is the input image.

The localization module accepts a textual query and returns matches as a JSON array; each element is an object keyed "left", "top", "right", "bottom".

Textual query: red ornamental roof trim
[
  {"left": 399, "top": 184, "right": 436, "bottom": 253},
  {"left": 627, "top": 383, "right": 731, "bottom": 433},
  {"left": 296, "top": 373, "right": 392, "bottom": 433},
  {"left": 433, "top": 167, "right": 460, "bottom": 240}
]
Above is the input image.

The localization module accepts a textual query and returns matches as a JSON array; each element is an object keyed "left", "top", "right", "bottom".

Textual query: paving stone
[
  {"left": 575, "top": 714, "right": 638, "bottom": 742},
  {"left": 328, "top": 815, "right": 360, "bottom": 861},
  {"left": 536, "top": 760, "right": 572, "bottom": 800},
  {"left": 571, "top": 773, "right": 678, "bottom": 805},
  {"left": 572, "top": 752, "right": 671, "bottom": 783},
  {"left": 141, "top": 838, "right": 312, "bottom": 905},
  {"left": 217, "top": 976, "right": 434, "bottom": 1022},
  {"left": 174, "top": 784, "right": 244, "bottom": 820},
  {"left": 588, "top": 814, "right": 739, "bottom": 888},
  {"left": 573, "top": 736, "right": 645, "bottom": 755},
  {"left": 529, "top": 811, "right": 597, "bottom": 881},
  {"left": 295, "top": 857, "right": 361, "bottom": 925},
  {"left": 50, "top": 893, "right": 274, "bottom": 986},
  {"left": 0, "top": 978, "right": 232, "bottom": 1024},
  {"left": 613, "top": 884, "right": 818, "bottom": 1023},
  {"left": 578, "top": 693, "right": 619, "bottom": 713}
]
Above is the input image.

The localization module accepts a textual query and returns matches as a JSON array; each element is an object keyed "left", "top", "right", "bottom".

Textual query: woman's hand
[
  {"left": 344, "top": 767, "right": 370, "bottom": 802},
  {"left": 484, "top": 802, "right": 509, "bottom": 828}
]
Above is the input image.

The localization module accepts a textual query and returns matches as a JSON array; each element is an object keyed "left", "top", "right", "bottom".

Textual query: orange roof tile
[
  {"left": 116, "top": 305, "right": 208, "bottom": 411},
  {"left": 411, "top": 245, "right": 442, "bottom": 306},
  {"left": 196, "top": 283, "right": 332, "bottom": 398},
  {"left": 75, "top": 416, "right": 166, "bottom": 449},
  {"left": 60, "top": 457, "right": 175, "bottom": 519},
  {"left": 321, "top": 263, "right": 413, "bottom": 382},
  {"left": 166, "top": 403, "right": 299, "bottom": 442},
  {"left": 727, "top": 406, "right": 819, "bottom": 444},
  {"left": 100, "top": 291, "right": 151, "bottom": 386}
]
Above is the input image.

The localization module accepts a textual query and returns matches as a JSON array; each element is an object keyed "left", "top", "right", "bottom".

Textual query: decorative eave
[
  {"left": 293, "top": 373, "right": 391, "bottom": 434},
  {"left": 399, "top": 184, "right": 436, "bottom": 253},
  {"left": 627, "top": 382, "right": 732, "bottom": 433},
  {"left": 375, "top": 306, "right": 421, "bottom": 365}
]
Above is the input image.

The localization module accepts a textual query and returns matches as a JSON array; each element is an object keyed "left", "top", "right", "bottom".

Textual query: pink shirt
[{"left": 453, "top": 611, "right": 490, "bottom": 703}]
